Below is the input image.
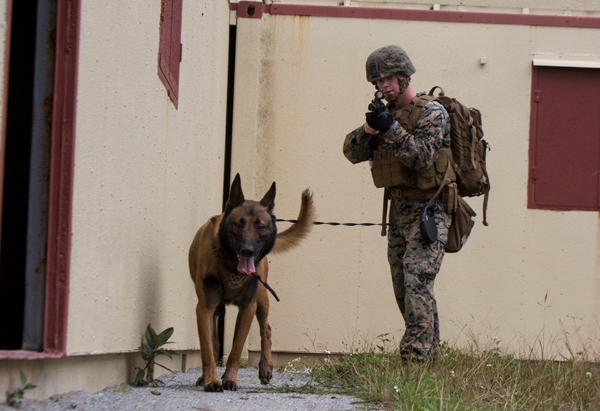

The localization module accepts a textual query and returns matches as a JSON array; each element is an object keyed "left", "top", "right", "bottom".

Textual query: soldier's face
[{"left": 376, "top": 74, "right": 402, "bottom": 102}]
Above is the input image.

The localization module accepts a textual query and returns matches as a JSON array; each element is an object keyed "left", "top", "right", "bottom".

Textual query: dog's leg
[
  {"left": 195, "top": 302, "right": 223, "bottom": 392},
  {"left": 221, "top": 301, "right": 258, "bottom": 391},
  {"left": 211, "top": 314, "right": 220, "bottom": 364},
  {"left": 255, "top": 287, "right": 273, "bottom": 384}
]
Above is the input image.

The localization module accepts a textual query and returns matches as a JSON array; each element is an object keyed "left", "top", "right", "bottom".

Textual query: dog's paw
[
  {"left": 258, "top": 370, "right": 273, "bottom": 385},
  {"left": 196, "top": 376, "right": 204, "bottom": 386},
  {"left": 204, "top": 381, "right": 224, "bottom": 392},
  {"left": 222, "top": 380, "right": 238, "bottom": 391},
  {"left": 259, "top": 360, "right": 273, "bottom": 384}
]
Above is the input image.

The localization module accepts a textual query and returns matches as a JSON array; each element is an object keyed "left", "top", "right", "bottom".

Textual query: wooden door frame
[{"left": 0, "top": 0, "right": 80, "bottom": 360}]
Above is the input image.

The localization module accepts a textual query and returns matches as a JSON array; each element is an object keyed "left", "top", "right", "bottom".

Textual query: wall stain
[{"left": 256, "top": 19, "right": 276, "bottom": 192}]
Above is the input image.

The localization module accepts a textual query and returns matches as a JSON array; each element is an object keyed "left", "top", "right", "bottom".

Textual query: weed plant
[
  {"left": 5, "top": 371, "right": 36, "bottom": 407},
  {"left": 304, "top": 338, "right": 600, "bottom": 410},
  {"left": 134, "top": 324, "right": 178, "bottom": 386}
]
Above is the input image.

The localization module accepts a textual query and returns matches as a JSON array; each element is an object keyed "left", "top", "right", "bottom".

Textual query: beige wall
[
  {"left": 2, "top": 0, "right": 229, "bottom": 398},
  {"left": 231, "top": 13, "right": 600, "bottom": 360},
  {"left": 66, "top": 0, "right": 230, "bottom": 356},
  {"left": 2, "top": 0, "right": 600, "bottom": 401},
  {"left": 0, "top": 350, "right": 202, "bottom": 400},
  {"left": 0, "top": 0, "right": 229, "bottom": 399}
]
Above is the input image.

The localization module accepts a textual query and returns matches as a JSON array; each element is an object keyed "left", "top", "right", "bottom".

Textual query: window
[
  {"left": 528, "top": 64, "right": 600, "bottom": 210},
  {"left": 158, "top": 0, "right": 183, "bottom": 108}
]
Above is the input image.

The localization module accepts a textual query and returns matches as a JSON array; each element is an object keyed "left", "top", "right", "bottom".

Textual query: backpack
[{"left": 399, "top": 86, "right": 490, "bottom": 227}]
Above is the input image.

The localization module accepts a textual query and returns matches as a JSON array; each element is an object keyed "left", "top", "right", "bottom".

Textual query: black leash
[
  {"left": 275, "top": 219, "right": 408, "bottom": 227},
  {"left": 251, "top": 273, "right": 280, "bottom": 302},
  {"left": 260, "top": 219, "right": 410, "bottom": 302}
]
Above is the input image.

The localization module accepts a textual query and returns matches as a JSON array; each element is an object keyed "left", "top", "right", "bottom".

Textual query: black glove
[{"left": 366, "top": 97, "right": 395, "bottom": 133}]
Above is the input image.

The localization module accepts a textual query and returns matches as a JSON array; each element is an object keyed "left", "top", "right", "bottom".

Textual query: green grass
[
  {"left": 112, "top": 382, "right": 132, "bottom": 393},
  {"left": 280, "top": 342, "right": 600, "bottom": 410}
]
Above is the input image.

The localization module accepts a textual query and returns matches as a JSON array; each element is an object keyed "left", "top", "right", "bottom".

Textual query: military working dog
[{"left": 188, "top": 173, "right": 315, "bottom": 392}]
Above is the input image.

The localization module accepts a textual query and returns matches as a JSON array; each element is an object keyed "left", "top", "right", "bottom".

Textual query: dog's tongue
[{"left": 237, "top": 257, "right": 256, "bottom": 275}]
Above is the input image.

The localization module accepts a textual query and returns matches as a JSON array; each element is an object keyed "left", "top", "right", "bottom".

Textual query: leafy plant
[
  {"left": 6, "top": 371, "right": 37, "bottom": 407},
  {"left": 134, "top": 324, "right": 178, "bottom": 386},
  {"left": 375, "top": 333, "right": 391, "bottom": 353}
]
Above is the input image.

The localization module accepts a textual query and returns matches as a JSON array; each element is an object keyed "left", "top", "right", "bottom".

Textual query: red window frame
[
  {"left": 528, "top": 64, "right": 600, "bottom": 211},
  {"left": 158, "top": 0, "right": 183, "bottom": 108}
]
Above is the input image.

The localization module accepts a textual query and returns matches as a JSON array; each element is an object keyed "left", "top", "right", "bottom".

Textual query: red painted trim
[
  {"left": 237, "top": 1, "right": 265, "bottom": 19},
  {"left": 0, "top": 0, "right": 80, "bottom": 361},
  {"left": 0, "top": 350, "right": 63, "bottom": 360},
  {"left": 42, "top": 0, "right": 81, "bottom": 358},
  {"left": 157, "top": 0, "right": 182, "bottom": 108},
  {"left": 229, "top": 1, "right": 600, "bottom": 28},
  {"left": 527, "top": 64, "right": 538, "bottom": 210}
]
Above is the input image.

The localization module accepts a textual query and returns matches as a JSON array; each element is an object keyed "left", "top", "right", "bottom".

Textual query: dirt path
[{"left": 1, "top": 366, "right": 379, "bottom": 411}]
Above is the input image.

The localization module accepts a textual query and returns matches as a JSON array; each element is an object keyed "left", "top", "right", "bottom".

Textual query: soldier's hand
[
  {"left": 366, "top": 102, "right": 395, "bottom": 133},
  {"left": 364, "top": 123, "right": 379, "bottom": 135}
]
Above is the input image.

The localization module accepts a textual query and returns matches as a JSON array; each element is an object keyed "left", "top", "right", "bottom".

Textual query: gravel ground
[{"left": 1, "top": 366, "right": 379, "bottom": 411}]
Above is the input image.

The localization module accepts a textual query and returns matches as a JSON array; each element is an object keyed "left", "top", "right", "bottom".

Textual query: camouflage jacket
[
  {"left": 343, "top": 93, "right": 451, "bottom": 228},
  {"left": 343, "top": 92, "right": 450, "bottom": 172}
]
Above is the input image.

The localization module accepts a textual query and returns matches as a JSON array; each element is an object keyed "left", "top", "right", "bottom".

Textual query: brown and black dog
[{"left": 188, "top": 173, "right": 315, "bottom": 392}]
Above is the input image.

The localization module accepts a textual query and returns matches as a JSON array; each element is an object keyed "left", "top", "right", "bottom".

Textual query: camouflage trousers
[{"left": 387, "top": 198, "right": 451, "bottom": 361}]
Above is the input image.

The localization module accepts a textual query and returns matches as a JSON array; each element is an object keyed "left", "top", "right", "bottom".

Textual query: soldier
[{"left": 343, "top": 45, "right": 451, "bottom": 361}]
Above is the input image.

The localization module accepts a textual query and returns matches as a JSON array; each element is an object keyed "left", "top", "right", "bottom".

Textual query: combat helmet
[{"left": 366, "top": 45, "right": 416, "bottom": 83}]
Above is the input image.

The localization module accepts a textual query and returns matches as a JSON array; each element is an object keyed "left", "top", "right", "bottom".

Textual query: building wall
[
  {"left": 229, "top": 10, "right": 600, "bottom": 361},
  {"left": 66, "top": 0, "right": 230, "bottom": 356},
  {"left": 0, "top": 350, "right": 202, "bottom": 400},
  {"left": 1, "top": 0, "right": 230, "bottom": 399},
  {"left": 2, "top": 0, "right": 600, "bottom": 401}
]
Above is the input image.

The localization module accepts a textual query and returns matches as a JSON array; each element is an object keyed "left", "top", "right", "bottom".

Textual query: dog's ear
[
  {"left": 259, "top": 182, "right": 276, "bottom": 210},
  {"left": 226, "top": 173, "right": 245, "bottom": 209}
]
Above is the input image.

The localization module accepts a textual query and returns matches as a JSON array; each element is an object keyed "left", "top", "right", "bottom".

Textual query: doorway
[{"left": 0, "top": 0, "right": 56, "bottom": 351}]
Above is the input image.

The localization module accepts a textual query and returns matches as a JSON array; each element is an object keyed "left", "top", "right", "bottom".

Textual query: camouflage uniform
[{"left": 343, "top": 94, "right": 451, "bottom": 361}]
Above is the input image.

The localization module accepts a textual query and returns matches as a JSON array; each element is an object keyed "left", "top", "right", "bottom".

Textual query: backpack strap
[
  {"left": 428, "top": 86, "right": 445, "bottom": 97},
  {"left": 426, "top": 157, "right": 453, "bottom": 208},
  {"left": 482, "top": 169, "right": 490, "bottom": 226},
  {"left": 399, "top": 95, "right": 435, "bottom": 133}
]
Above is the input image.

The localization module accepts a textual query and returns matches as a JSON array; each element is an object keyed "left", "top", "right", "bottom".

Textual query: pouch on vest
[
  {"left": 445, "top": 196, "right": 476, "bottom": 253},
  {"left": 442, "top": 182, "right": 458, "bottom": 214},
  {"left": 415, "top": 147, "right": 455, "bottom": 191},
  {"left": 371, "top": 145, "right": 454, "bottom": 191},
  {"left": 370, "top": 146, "right": 411, "bottom": 188}
]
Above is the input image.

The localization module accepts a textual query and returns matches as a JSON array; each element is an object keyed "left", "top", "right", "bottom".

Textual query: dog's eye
[
  {"left": 256, "top": 224, "right": 266, "bottom": 232},
  {"left": 232, "top": 221, "right": 243, "bottom": 229}
]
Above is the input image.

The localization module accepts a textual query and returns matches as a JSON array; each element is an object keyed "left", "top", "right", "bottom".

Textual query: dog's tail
[{"left": 271, "top": 189, "right": 315, "bottom": 254}]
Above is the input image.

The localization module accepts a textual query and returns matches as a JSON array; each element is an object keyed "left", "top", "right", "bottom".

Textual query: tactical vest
[
  {"left": 371, "top": 96, "right": 459, "bottom": 237},
  {"left": 372, "top": 88, "right": 490, "bottom": 241},
  {"left": 370, "top": 97, "right": 456, "bottom": 193}
]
